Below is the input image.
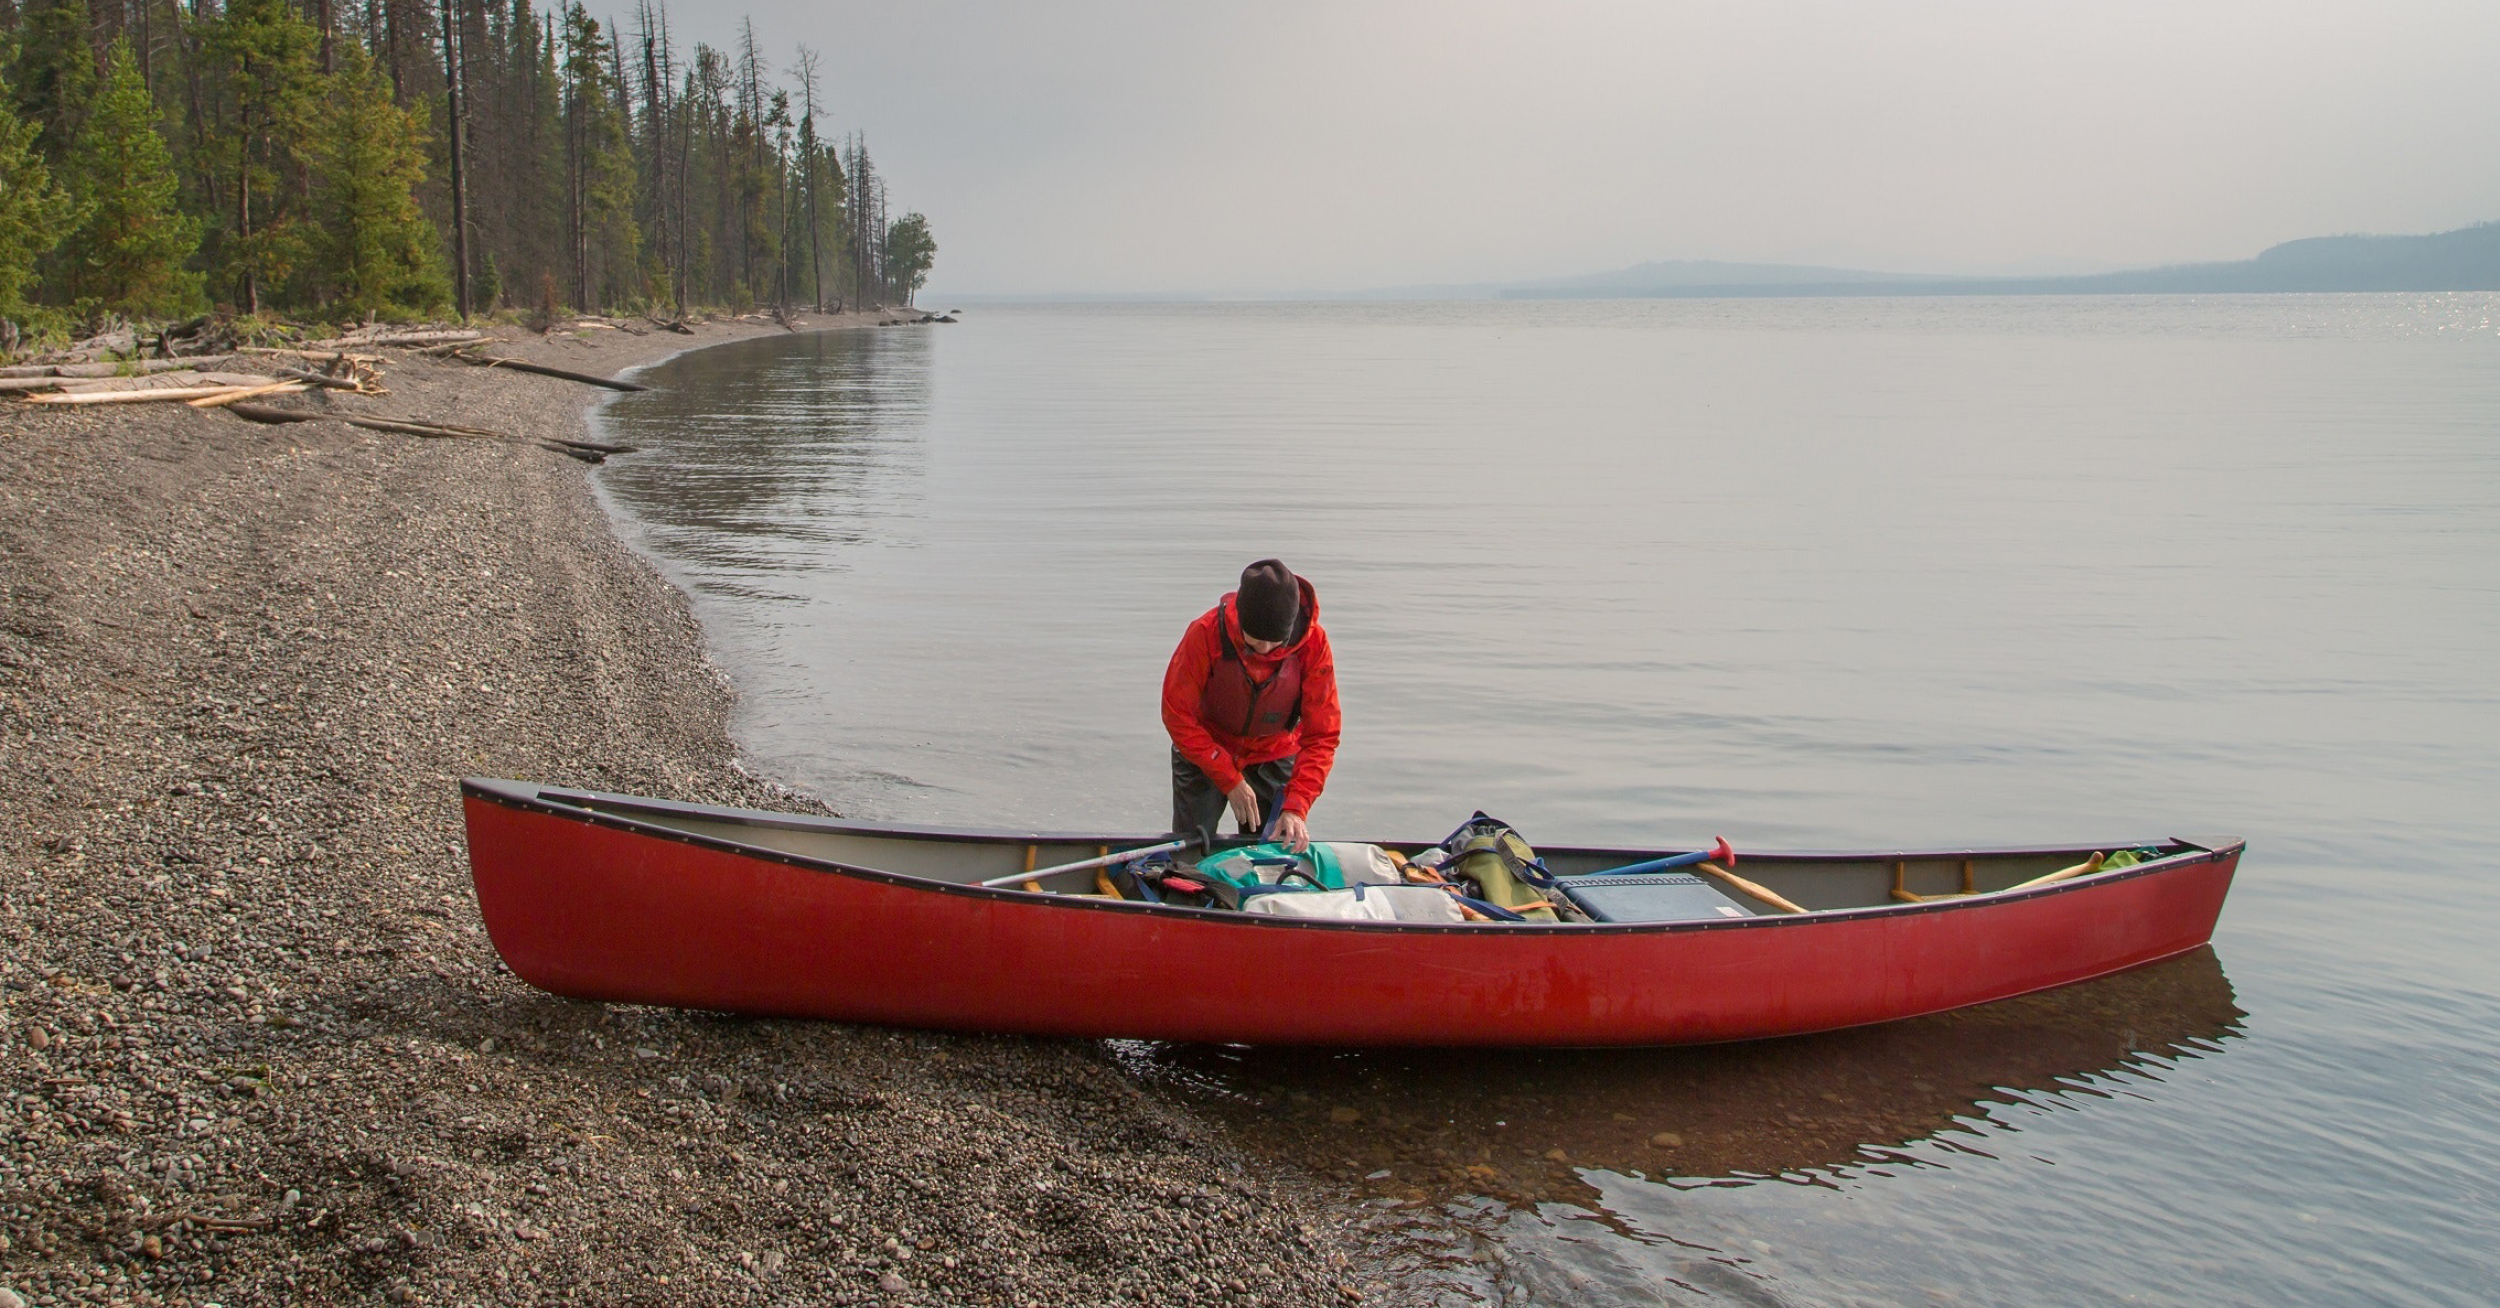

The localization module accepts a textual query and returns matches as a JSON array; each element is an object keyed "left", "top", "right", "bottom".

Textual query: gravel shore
[{"left": 0, "top": 316, "right": 1378, "bottom": 1307}]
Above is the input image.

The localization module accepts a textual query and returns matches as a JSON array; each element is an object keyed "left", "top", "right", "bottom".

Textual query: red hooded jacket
[{"left": 1161, "top": 577, "right": 1341, "bottom": 818}]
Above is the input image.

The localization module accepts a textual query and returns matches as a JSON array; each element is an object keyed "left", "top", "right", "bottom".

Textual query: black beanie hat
[{"left": 1236, "top": 559, "right": 1300, "bottom": 642}]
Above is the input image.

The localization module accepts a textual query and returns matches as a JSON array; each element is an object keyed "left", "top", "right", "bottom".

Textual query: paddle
[
  {"left": 1573, "top": 837, "right": 1737, "bottom": 879},
  {"left": 976, "top": 839, "right": 1195, "bottom": 890},
  {"left": 1564, "top": 837, "right": 1805, "bottom": 914},
  {"left": 1693, "top": 862, "right": 1807, "bottom": 915},
  {"left": 2006, "top": 851, "right": 2105, "bottom": 891}
]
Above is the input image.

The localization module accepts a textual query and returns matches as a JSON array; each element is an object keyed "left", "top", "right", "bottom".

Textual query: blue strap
[
  {"left": 1449, "top": 893, "right": 1527, "bottom": 922},
  {"left": 1436, "top": 810, "right": 1504, "bottom": 848}
]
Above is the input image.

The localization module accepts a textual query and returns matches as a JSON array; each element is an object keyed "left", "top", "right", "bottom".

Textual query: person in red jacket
[{"left": 1162, "top": 559, "right": 1341, "bottom": 854}]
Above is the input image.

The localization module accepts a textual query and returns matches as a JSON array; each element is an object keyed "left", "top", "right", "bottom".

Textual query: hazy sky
[{"left": 665, "top": 1, "right": 2500, "bottom": 295}]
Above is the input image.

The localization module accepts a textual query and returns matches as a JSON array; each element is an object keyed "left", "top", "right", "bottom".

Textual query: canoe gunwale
[
  {"left": 460, "top": 776, "right": 2245, "bottom": 937},
  {"left": 485, "top": 777, "right": 2211, "bottom": 863}
]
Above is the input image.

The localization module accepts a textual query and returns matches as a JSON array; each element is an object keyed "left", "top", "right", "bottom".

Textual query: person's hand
[
  {"left": 1225, "top": 781, "right": 1261, "bottom": 833},
  {"left": 1276, "top": 810, "right": 1310, "bottom": 853}
]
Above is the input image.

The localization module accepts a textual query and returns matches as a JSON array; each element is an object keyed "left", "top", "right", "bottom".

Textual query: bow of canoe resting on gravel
[{"left": 460, "top": 777, "right": 2242, "bottom": 1048}]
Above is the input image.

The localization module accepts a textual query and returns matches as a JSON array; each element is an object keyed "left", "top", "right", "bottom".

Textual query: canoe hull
[{"left": 462, "top": 783, "right": 2238, "bottom": 1047}]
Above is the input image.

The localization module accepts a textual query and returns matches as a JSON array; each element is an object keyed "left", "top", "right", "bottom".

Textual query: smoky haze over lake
[
  {"left": 667, "top": 2, "right": 2500, "bottom": 297},
  {"left": 594, "top": 297, "right": 2500, "bottom": 1303}
]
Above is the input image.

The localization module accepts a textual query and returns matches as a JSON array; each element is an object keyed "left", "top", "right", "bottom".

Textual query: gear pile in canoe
[{"left": 461, "top": 778, "right": 2241, "bottom": 1047}]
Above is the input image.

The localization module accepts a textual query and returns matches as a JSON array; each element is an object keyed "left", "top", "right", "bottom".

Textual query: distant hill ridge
[{"left": 1499, "top": 221, "right": 2500, "bottom": 298}]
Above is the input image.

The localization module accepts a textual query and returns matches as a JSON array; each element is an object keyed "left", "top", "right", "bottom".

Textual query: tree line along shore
[{"left": 0, "top": 0, "right": 935, "bottom": 353}]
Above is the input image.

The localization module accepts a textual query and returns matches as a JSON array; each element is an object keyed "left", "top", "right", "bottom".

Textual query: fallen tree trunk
[
  {"left": 224, "top": 403, "right": 331, "bottom": 424},
  {"left": 450, "top": 352, "right": 648, "bottom": 392},
  {"left": 273, "top": 366, "right": 381, "bottom": 392},
  {"left": 54, "top": 358, "right": 216, "bottom": 378},
  {"left": 223, "top": 403, "right": 627, "bottom": 460},
  {"left": 187, "top": 380, "right": 311, "bottom": 408},
  {"left": 25, "top": 385, "right": 276, "bottom": 405},
  {"left": 54, "top": 370, "right": 270, "bottom": 394},
  {"left": 237, "top": 347, "right": 383, "bottom": 364},
  {"left": 374, "top": 416, "right": 634, "bottom": 455},
  {"left": 449, "top": 427, "right": 634, "bottom": 455},
  {"left": 300, "top": 329, "right": 489, "bottom": 350}
]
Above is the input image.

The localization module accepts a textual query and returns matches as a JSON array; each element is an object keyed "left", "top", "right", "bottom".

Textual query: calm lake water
[{"left": 594, "top": 298, "right": 2500, "bottom": 1305}]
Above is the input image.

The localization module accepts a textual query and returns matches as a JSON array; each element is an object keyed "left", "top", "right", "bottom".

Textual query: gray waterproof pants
[{"left": 1170, "top": 747, "right": 1297, "bottom": 851}]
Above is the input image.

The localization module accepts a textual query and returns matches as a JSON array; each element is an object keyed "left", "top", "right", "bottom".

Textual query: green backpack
[{"left": 1437, "top": 814, "right": 1560, "bottom": 922}]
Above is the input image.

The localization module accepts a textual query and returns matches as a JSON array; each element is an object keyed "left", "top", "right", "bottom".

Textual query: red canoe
[{"left": 460, "top": 777, "right": 2241, "bottom": 1047}]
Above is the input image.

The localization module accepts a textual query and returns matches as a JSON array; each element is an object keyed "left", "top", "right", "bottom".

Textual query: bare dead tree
[{"left": 794, "top": 44, "right": 823, "bottom": 311}]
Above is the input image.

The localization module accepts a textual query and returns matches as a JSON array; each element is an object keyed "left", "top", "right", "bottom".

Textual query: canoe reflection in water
[{"left": 1116, "top": 947, "right": 2241, "bottom": 1209}]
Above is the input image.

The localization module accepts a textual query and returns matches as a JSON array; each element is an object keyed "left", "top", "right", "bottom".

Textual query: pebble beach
[{"left": 0, "top": 317, "right": 1376, "bottom": 1307}]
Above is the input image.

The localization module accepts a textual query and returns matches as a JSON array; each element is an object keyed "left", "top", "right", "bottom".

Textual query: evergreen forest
[{"left": 0, "top": 0, "right": 936, "bottom": 342}]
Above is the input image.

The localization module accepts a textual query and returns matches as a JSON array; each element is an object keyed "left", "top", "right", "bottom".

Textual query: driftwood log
[
  {"left": 4, "top": 364, "right": 246, "bottom": 393},
  {"left": 223, "top": 403, "right": 632, "bottom": 462},
  {"left": 24, "top": 384, "right": 297, "bottom": 405},
  {"left": 448, "top": 351, "right": 648, "bottom": 392},
  {"left": 236, "top": 347, "right": 384, "bottom": 364},
  {"left": 0, "top": 357, "right": 228, "bottom": 380},
  {"left": 367, "top": 412, "right": 635, "bottom": 455},
  {"left": 272, "top": 365, "right": 382, "bottom": 392},
  {"left": 187, "top": 380, "right": 312, "bottom": 408},
  {"left": 299, "top": 329, "right": 488, "bottom": 350},
  {"left": 58, "top": 369, "right": 268, "bottom": 392}
]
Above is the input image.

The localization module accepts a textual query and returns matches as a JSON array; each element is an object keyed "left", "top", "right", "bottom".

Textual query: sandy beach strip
[{"left": 0, "top": 316, "right": 1378, "bottom": 1307}]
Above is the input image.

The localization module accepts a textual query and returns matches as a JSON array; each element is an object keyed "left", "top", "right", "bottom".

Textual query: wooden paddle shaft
[
  {"left": 1697, "top": 863, "right": 1807, "bottom": 915},
  {"left": 2009, "top": 852, "right": 2106, "bottom": 891},
  {"left": 977, "top": 839, "right": 1191, "bottom": 889}
]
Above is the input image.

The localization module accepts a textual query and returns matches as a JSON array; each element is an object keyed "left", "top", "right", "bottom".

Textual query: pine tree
[
  {"left": 64, "top": 39, "right": 202, "bottom": 317},
  {"left": 9, "top": 0, "right": 95, "bottom": 163},
  {"left": 881, "top": 211, "right": 933, "bottom": 307},
  {"left": 631, "top": 0, "right": 676, "bottom": 309},
  {"left": 0, "top": 72, "right": 73, "bottom": 323},
  {"left": 843, "top": 136, "right": 876, "bottom": 304},
  {"left": 312, "top": 43, "right": 445, "bottom": 316},
  {"left": 469, "top": 0, "right": 566, "bottom": 312},
  {"left": 203, "top": 0, "right": 322, "bottom": 313},
  {"left": 559, "top": 3, "right": 637, "bottom": 310},
  {"left": 792, "top": 45, "right": 822, "bottom": 309}
]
